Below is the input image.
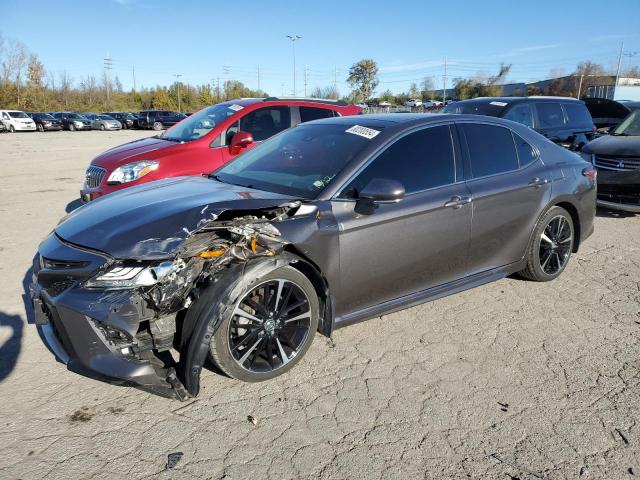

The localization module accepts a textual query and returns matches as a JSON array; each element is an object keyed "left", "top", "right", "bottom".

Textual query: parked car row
[
  {"left": 0, "top": 109, "right": 191, "bottom": 133},
  {"left": 32, "top": 97, "right": 598, "bottom": 400}
]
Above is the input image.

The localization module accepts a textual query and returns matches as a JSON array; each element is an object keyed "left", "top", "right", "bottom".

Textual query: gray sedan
[
  {"left": 84, "top": 113, "right": 122, "bottom": 131},
  {"left": 30, "top": 114, "right": 596, "bottom": 399}
]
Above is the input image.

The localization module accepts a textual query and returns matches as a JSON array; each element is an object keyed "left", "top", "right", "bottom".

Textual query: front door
[{"left": 332, "top": 124, "right": 472, "bottom": 316}]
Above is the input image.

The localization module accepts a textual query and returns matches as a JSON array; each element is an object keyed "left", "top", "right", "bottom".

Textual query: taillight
[{"left": 582, "top": 165, "right": 597, "bottom": 183}]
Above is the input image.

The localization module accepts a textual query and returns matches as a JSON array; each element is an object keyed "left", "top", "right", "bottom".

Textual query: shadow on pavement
[{"left": 596, "top": 207, "right": 637, "bottom": 219}]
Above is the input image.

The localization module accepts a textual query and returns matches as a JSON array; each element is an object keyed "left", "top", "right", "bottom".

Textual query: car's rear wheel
[
  {"left": 100, "top": 124, "right": 105, "bottom": 131},
  {"left": 519, "top": 206, "right": 574, "bottom": 281},
  {"left": 209, "top": 265, "right": 319, "bottom": 382},
  {"left": 153, "top": 121, "right": 163, "bottom": 131}
]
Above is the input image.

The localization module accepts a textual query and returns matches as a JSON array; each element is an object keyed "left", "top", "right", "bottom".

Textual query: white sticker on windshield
[
  {"left": 228, "top": 104, "right": 244, "bottom": 112},
  {"left": 345, "top": 125, "right": 380, "bottom": 139},
  {"left": 490, "top": 101, "right": 508, "bottom": 107}
]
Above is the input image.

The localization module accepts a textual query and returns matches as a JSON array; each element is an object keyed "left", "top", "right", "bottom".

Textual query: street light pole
[{"left": 286, "top": 35, "right": 302, "bottom": 96}]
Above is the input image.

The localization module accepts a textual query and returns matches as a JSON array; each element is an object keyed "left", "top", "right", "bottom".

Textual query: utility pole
[
  {"left": 304, "top": 65, "right": 308, "bottom": 97},
  {"left": 286, "top": 35, "right": 302, "bottom": 96},
  {"left": 442, "top": 56, "right": 447, "bottom": 103},
  {"left": 577, "top": 74, "right": 584, "bottom": 99},
  {"left": 281, "top": 82, "right": 285, "bottom": 96},
  {"left": 103, "top": 53, "right": 113, "bottom": 104},
  {"left": 615, "top": 42, "right": 624, "bottom": 95},
  {"left": 257, "top": 65, "right": 261, "bottom": 92},
  {"left": 174, "top": 74, "right": 182, "bottom": 112},
  {"left": 222, "top": 65, "right": 230, "bottom": 99},
  {"left": 132, "top": 65, "right": 136, "bottom": 93},
  {"left": 333, "top": 66, "right": 338, "bottom": 91}
]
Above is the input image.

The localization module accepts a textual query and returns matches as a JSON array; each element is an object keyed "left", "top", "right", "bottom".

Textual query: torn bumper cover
[{"left": 30, "top": 201, "right": 302, "bottom": 400}]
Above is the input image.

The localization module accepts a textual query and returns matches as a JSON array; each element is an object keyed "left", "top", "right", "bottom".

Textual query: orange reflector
[
  {"left": 197, "top": 249, "right": 226, "bottom": 258},
  {"left": 250, "top": 237, "right": 258, "bottom": 254}
]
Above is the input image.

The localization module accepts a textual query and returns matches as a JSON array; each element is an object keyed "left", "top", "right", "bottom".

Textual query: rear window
[
  {"left": 300, "top": 107, "right": 335, "bottom": 123},
  {"left": 463, "top": 123, "right": 519, "bottom": 178},
  {"left": 563, "top": 103, "right": 593, "bottom": 128},
  {"left": 535, "top": 103, "right": 564, "bottom": 128}
]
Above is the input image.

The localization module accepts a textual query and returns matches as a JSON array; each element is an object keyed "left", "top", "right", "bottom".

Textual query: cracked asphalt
[{"left": 1, "top": 130, "right": 639, "bottom": 480}]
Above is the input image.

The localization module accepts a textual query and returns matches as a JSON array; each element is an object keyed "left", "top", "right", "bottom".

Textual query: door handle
[
  {"left": 444, "top": 195, "right": 472, "bottom": 209},
  {"left": 529, "top": 177, "right": 549, "bottom": 188}
]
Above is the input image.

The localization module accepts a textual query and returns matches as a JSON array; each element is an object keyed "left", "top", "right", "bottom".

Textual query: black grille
[
  {"left": 85, "top": 166, "right": 106, "bottom": 188},
  {"left": 594, "top": 155, "right": 640, "bottom": 171},
  {"left": 45, "top": 280, "right": 74, "bottom": 297}
]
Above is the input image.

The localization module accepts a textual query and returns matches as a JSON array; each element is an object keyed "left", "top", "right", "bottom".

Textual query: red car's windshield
[{"left": 162, "top": 104, "right": 242, "bottom": 142}]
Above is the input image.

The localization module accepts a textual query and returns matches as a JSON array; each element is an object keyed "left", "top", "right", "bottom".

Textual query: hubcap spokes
[
  {"left": 539, "top": 215, "right": 572, "bottom": 275},
  {"left": 229, "top": 279, "right": 311, "bottom": 373}
]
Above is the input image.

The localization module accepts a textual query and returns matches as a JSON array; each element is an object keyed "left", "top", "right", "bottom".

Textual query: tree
[
  {"left": 379, "top": 89, "right": 395, "bottom": 104},
  {"left": 408, "top": 82, "right": 419, "bottom": 99},
  {"left": 346, "top": 59, "right": 378, "bottom": 101},
  {"left": 152, "top": 87, "right": 173, "bottom": 109},
  {"left": 80, "top": 75, "right": 97, "bottom": 106},
  {"left": 310, "top": 85, "right": 339, "bottom": 100},
  {"left": 420, "top": 76, "right": 434, "bottom": 98}
]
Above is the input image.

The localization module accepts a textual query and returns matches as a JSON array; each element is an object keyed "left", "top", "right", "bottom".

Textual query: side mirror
[
  {"left": 229, "top": 131, "right": 254, "bottom": 154},
  {"left": 355, "top": 178, "right": 405, "bottom": 214}
]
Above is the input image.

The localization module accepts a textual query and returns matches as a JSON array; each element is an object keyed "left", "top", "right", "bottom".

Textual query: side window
[
  {"left": 239, "top": 107, "right": 291, "bottom": 142},
  {"left": 299, "top": 107, "right": 335, "bottom": 123},
  {"left": 512, "top": 132, "right": 537, "bottom": 167},
  {"left": 342, "top": 125, "right": 455, "bottom": 197},
  {"left": 535, "top": 103, "right": 565, "bottom": 128},
  {"left": 503, "top": 104, "right": 534, "bottom": 128},
  {"left": 2, "top": 112, "right": 9, "bottom": 120},
  {"left": 463, "top": 124, "right": 519, "bottom": 178},
  {"left": 563, "top": 103, "right": 593, "bottom": 128}
]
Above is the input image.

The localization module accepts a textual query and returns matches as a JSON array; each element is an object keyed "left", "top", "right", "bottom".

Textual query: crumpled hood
[
  {"left": 91, "top": 136, "right": 177, "bottom": 168},
  {"left": 584, "top": 135, "right": 640, "bottom": 156},
  {"left": 55, "top": 176, "right": 296, "bottom": 259}
]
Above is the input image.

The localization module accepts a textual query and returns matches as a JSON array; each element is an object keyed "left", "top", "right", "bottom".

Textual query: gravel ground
[{"left": 0, "top": 130, "right": 639, "bottom": 480}]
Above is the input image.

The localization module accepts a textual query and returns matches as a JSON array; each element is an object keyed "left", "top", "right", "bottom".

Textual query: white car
[
  {"left": 0, "top": 110, "right": 37, "bottom": 132},
  {"left": 405, "top": 99, "right": 423, "bottom": 107}
]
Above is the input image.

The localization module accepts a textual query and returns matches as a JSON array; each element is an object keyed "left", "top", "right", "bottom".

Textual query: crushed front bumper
[{"left": 30, "top": 234, "right": 187, "bottom": 399}]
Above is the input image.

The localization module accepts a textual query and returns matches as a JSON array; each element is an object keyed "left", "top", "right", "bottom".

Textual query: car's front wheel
[
  {"left": 68, "top": 123, "right": 75, "bottom": 131},
  {"left": 9, "top": 125, "right": 15, "bottom": 133},
  {"left": 519, "top": 206, "right": 574, "bottom": 281},
  {"left": 37, "top": 124, "right": 44, "bottom": 132},
  {"left": 153, "top": 121, "right": 163, "bottom": 131},
  {"left": 209, "top": 265, "right": 319, "bottom": 382}
]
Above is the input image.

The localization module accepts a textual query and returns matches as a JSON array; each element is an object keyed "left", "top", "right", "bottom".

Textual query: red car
[{"left": 81, "top": 98, "right": 362, "bottom": 201}]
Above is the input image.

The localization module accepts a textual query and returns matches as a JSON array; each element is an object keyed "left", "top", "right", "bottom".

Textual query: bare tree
[
  {"left": 59, "top": 71, "right": 73, "bottom": 109},
  {"left": 1, "top": 38, "right": 27, "bottom": 106},
  {"left": 309, "top": 85, "right": 339, "bottom": 99},
  {"left": 80, "top": 75, "right": 97, "bottom": 105}
]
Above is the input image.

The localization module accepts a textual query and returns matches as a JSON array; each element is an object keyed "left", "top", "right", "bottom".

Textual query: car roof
[
  {"left": 454, "top": 96, "right": 584, "bottom": 105},
  {"left": 304, "top": 112, "right": 514, "bottom": 128}
]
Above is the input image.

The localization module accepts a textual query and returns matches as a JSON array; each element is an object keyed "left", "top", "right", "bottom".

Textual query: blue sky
[{"left": 1, "top": 0, "right": 639, "bottom": 96}]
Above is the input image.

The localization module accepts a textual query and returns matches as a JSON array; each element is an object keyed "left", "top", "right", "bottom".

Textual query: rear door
[
  {"left": 332, "top": 123, "right": 473, "bottom": 315},
  {"left": 458, "top": 121, "right": 551, "bottom": 274}
]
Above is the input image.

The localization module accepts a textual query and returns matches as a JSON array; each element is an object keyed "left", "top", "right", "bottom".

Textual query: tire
[
  {"left": 9, "top": 125, "right": 15, "bottom": 133},
  {"left": 153, "top": 122, "right": 163, "bottom": 131},
  {"left": 37, "top": 124, "right": 44, "bottom": 132},
  {"left": 209, "top": 265, "right": 319, "bottom": 382},
  {"left": 100, "top": 124, "right": 105, "bottom": 131},
  {"left": 68, "top": 123, "right": 75, "bottom": 131},
  {"left": 519, "top": 206, "right": 574, "bottom": 282}
]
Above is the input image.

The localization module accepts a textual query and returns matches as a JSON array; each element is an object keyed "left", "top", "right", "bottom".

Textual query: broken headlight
[
  {"left": 85, "top": 261, "right": 178, "bottom": 290},
  {"left": 107, "top": 160, "right": 159, "bottom": 185}
]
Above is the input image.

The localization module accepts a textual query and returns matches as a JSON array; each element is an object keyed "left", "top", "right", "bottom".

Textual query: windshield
[
  {"left": 38, "top": 113, "right": 55, "bottom": 120},
  {"left": 8, "top": 111, "right": 29, "bottom": 118},
  {"left": 213, "top": 123, "right": 376, "bottom": 199},
  {"left": 162, "top": 104, "right": 242, "bottom": 141},
  {"left": 99, "top": 115, "right": 114, "bottom": 120},
  {"left": 67, "top": 113, "right": 86, "bottom": 120},
  {"left": 442, "top": 101, "right": 506, "bottom": 117},
  {"left": 613, "top": 111, "right": 640, "bottom": 136}
]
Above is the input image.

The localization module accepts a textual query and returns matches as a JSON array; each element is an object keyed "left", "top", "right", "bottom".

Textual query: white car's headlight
[
  {"left": 85, "top": 261, "right": 176, "bottom": 289},
  {"left": 107, "top": 160, "right": 159, "bottom": 184},
  {"left": 74, "top": 121, "right": 83, "bottom": 126}
]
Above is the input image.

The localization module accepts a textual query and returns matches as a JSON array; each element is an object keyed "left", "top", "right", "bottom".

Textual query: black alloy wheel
[{"left": 539, "top": 215, "right": 573, "bottom": 275}]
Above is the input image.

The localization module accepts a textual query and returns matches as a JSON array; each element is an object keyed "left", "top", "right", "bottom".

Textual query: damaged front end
[{"left": 31, "top": 202, "right": 305, "bottom": 400}]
